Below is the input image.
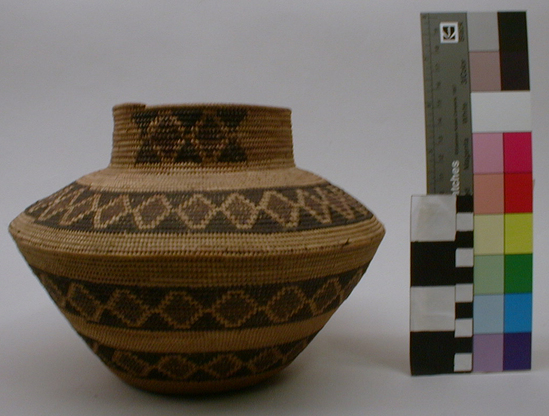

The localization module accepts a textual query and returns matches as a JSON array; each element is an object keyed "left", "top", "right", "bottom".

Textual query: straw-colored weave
[{"left": 9, "top": 103, "right": 385, "bottom": 394}]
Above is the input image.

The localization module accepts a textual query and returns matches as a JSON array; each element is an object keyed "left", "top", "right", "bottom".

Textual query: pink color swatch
[{"left": 473, "top": 133, "right": 504, "bottom": 174}]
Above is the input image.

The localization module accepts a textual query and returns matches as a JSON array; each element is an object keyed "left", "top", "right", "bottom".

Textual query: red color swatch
[{"left": 505, "top": 173, "right": 533, "bottom": 213}]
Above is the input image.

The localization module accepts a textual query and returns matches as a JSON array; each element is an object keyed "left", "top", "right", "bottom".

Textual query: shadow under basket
[{"left": 9, "top": 103, "right": 384, "bottom": 394}]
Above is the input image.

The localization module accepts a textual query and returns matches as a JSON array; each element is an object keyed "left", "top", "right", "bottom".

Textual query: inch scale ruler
[
  {"left": 411, "top": 12, "right": 533, "bottom": 375},
  {"left": 421, "top": 13, "right": 473, "bottom": 196}
]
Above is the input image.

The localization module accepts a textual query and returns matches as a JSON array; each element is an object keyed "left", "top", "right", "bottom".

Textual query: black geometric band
[
  {"left": 25, "top": 182, "right": 372, "bottom": 234},
  {"left": 80, "top": 332, "right": 318, "bottom": 383},
  {"left": 33, "top": 264, "right": 368, "bottom": 332}
]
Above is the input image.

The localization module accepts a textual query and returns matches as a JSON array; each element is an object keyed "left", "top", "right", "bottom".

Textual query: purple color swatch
[{"left": 473, "top": 334, "right": 504, "bottom": 372}]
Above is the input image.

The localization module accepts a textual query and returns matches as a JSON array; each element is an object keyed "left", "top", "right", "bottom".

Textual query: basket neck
[{"left": 108, "top": 103, "right": 295, "bottom": 171}]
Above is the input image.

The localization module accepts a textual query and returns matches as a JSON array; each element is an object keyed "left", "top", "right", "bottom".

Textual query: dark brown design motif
[
  {"left": 25, "top": 183, "right": 373, "bottom": 234},
  {"left": 33, "top": 264, "right": 369, "bottom": 331},
  {"left": 133, "top": 108, "right": 248, "bottom": 164},
  {"left": 81, "top": 333, "right": 318, "bottom": 383}
]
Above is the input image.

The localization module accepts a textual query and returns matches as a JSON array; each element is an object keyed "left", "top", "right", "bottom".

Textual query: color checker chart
[
  {"left": 470, "top": 12, "right": 532, "bottom": 372},
  {"left": 411, "top": 12, "right": 533, "bottom": 375}
]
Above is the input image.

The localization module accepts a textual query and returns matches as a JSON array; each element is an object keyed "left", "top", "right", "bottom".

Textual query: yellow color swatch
[
  {"left": 505, "top": 213, "right": 533, "bottom": 254},
  {"left": 474, "top": 215, "right": 504, "bottom": 255}
]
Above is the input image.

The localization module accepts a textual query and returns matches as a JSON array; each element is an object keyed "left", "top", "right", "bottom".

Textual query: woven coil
[{"left": 9, "top": 103, "right": 385, "bottom": 394}]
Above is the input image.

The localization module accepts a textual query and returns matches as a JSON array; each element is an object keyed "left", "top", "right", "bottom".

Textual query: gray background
[{"left": 2, "top": 1, "right": 548, "bottom": 415}]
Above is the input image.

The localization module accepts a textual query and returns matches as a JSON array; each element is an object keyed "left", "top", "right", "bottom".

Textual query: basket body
[{"left": 9, "top": 103, "right": 384, "bottom": 394}]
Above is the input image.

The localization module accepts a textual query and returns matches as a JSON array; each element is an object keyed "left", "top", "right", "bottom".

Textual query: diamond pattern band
[
  {"left": 82, "top": 332, "right": 317, "bottom": 384},
  {"left": 34, "top": 264, "right": 368, "bottom": 331},
  {"left": 25, "top": 182, "right": 372, "bottom": 234},
  {"left": 133, "top": 107, "right": 249, "bottom": 165}
]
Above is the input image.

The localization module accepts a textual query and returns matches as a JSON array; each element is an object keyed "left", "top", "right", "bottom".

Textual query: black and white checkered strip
[{"left": 410, "top": 195, "right": 473, "bottom": 375}]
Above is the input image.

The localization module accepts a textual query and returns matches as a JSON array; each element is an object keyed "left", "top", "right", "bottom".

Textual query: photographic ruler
[
  {"left": 421, "top": 13, "right": 473, "bottom": 196},
  {"left": 410, "top": 12, "right": 533, "bottom": 375}
]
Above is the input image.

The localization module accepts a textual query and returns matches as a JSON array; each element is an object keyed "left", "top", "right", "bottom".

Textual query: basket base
[{"left": 111, "top": 366, "right": 289, "bottom": 395}]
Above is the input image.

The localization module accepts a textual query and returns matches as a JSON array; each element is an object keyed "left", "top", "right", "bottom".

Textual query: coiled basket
[{"left": 9, "top": 103, "right": 384, "bottom": 394}]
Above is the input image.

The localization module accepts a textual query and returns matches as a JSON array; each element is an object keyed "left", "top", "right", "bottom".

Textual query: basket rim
[{"left": 112, "top": 102, "right": 292, "bottom": 113}]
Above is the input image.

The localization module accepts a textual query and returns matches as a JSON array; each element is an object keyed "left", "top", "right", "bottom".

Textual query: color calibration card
[{"left": 411, "top": 12, "right": 533, "bottom": 375}]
